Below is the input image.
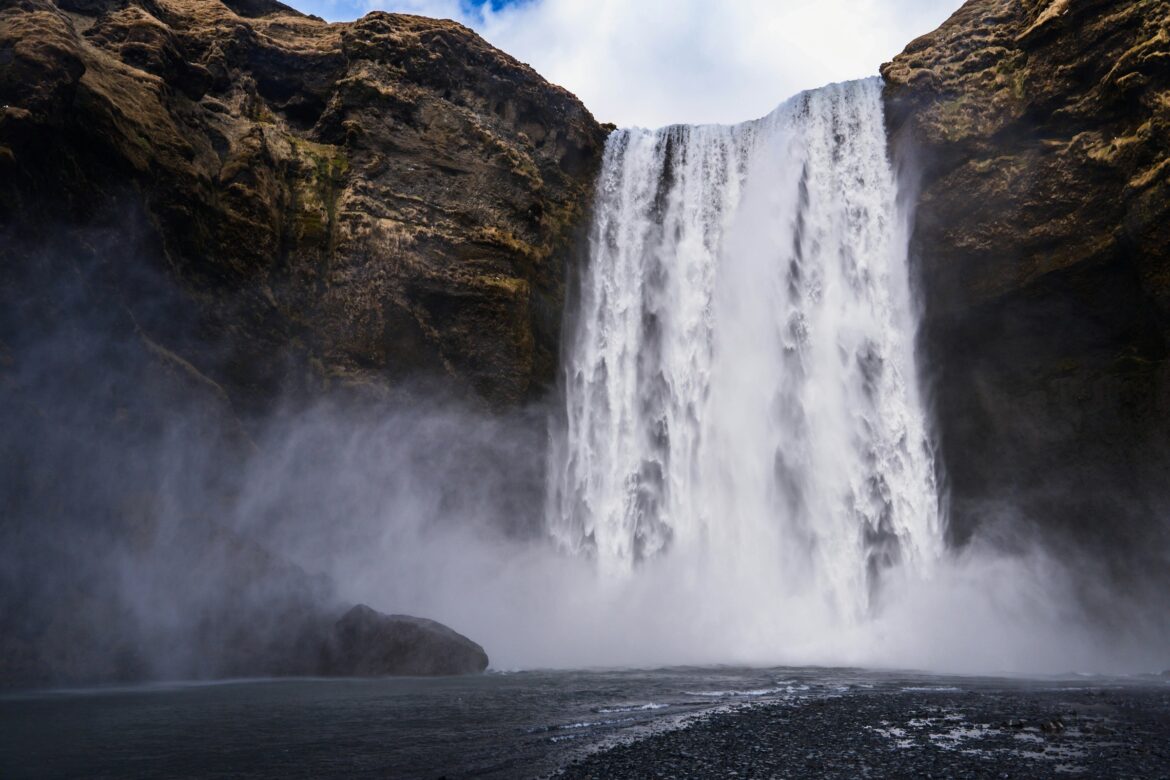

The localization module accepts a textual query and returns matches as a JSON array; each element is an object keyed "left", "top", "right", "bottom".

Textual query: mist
[
  {"left": 3, "top": 293, "right": 1166, "bottom": 682},
  {"left": 238, "top": 394, "right": 1168, "bottom": 674},
  {"left": 2, "top": 124, "right": 1168, "bottom": 693}
]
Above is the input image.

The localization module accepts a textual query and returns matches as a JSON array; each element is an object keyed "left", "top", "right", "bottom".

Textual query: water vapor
[{"left": 2, "top": 84, "right": 1168, "bottom": 687}]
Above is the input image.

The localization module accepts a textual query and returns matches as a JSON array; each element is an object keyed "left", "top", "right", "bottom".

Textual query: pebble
[{"left": 557, "top": 686, "right": 1170, "bottom": 779}]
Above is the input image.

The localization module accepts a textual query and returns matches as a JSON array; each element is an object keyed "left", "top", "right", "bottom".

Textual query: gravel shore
[{"left": 558, "top": 683, "right": 1170, "bottom": 778}]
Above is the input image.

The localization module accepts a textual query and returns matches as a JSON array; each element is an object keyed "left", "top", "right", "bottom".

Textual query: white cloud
[
  {"left": 369, "top": 0, "right": 467, "bottom": 20},
  {"left": 358, "top": 0, "right": 964, "bottom": 127}
]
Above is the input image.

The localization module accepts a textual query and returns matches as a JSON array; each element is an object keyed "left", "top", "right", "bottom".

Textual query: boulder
[{"left": 321, "top": 604, "right": 489, "bottom": 676}]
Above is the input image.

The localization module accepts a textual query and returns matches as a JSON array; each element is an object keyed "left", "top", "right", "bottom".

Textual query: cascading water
[{"left": 547, "top": 78, "right": 942, "bottom": 624}]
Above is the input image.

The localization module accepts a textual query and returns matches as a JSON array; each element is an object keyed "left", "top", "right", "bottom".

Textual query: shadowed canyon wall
[
  {"left": 0, "top": 0, "right": 604, "bottom": 684},
  {"left": 883, "top": 0, "right": 1170, "bottom": 578}
]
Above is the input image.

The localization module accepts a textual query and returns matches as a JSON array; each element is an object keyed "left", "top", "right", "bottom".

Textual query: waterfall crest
[{"left": 547, "top": 78, "right": 941, "bottom": 620}]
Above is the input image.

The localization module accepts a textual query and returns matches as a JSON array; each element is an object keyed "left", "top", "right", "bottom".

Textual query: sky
[{"left": 288, "top": 0, "right": 965, "bottom": 128}]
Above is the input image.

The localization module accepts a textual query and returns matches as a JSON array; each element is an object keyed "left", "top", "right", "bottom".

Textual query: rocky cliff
[
  {"left": 0, "top": 0, "right": 604, "bottom": 685},
  {"left": 883, "top": 0, "right": 1170, "bottom": 568},
  {"left": 0, "top": 0, "right": 608, "bottom": 408}
]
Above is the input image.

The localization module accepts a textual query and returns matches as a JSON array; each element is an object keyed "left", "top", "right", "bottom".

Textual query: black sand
[{"left": 558, "top": 683, "right": 1170, "bottom": 778}]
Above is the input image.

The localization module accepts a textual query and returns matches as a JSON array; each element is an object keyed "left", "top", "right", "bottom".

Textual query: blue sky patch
[{"left": 290, "top": 0, "right": 522, "bottom": 23}]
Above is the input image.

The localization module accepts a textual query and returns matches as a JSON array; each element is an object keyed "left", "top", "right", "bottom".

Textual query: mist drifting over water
[
  {"left": 289, "top": 79, "right": 1165, "bottom": 674},
  {"left": 2, "top": 80, "right": 1167, "bottom": 684}
]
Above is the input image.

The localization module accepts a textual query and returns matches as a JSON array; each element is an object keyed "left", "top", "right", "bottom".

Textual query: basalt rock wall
[
  {"left": 883, "top": 0, "right": 1170, "bottom": 570},
  {"left": 0, "top": 0, "right": 605, "bottom": 685},
  {"left": 0, "top": 0, "right": 608, "bottom": 409}
]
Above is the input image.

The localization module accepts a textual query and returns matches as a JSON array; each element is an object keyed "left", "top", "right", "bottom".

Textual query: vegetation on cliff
[
  {"left": 883, "top": 0, "right": 1169, "bottom": 574},
  {"left": 0, "top": 0, "right": 608, "bottom": 407},
  {"left": 0, "top": 0, "right": 603, "bottom": 685}
]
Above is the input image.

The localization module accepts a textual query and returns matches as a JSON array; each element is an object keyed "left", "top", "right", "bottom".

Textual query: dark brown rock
[
  {"left": 321, "top": 604, "right": 489, "bottom": 676},
  {"left": 882, "top": 1, "right": 1170, "bottom": 568},
  {"left": 0, "top": 0, "right": 598, "bottom": 687},
  {"left": 0, "top": 0, "right": 608, "bottom": 409}
]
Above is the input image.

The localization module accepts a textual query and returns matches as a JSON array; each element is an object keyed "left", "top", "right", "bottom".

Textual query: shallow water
[{"left": 2, "top": 667, "right": 1166, "bottom": 778}]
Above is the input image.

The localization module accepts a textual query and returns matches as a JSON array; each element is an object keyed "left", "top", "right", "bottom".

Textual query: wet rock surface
[
  {"left": 321, "top": 604, "right": 489, "bottom": 676},
  {"left": 559, "top": 684, "right": 1170, "bottom": 779},
  {"left": 0, "top": 0, "right": 600, "bottom": 686},
  {"left": 0, "top": 0, "right": 607, "bottom": 409},
  {"left": 881, "top": 0, "right": 1170, "bottom": 570}
]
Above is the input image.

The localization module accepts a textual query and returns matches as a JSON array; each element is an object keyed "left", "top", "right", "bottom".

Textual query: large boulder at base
[{"left": 321, "top": 604, "right": 489, "bottom": 676}]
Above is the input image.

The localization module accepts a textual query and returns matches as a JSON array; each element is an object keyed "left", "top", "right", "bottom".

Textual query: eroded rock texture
[
  {"left": 0, "top": 0, "right": 602, "bottom": 685},
  {"left": 322, "top": 604, "right": 490, "bottom": 676},
  {"left": 0, "top": 0, "right": 607, "bottom": 407},
  {"left": 883, "top": 0, "right": 1170, "bottom": 568}
]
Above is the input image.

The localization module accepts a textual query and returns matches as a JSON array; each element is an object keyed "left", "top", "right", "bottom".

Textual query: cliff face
[
  {"left": 883, "top": 0, "right": 1170, "bottom": 560},
  {"left": 0, "top": 0, "right": 608, "bottom": 407},
  {"left": 0, "top": 0, "right": 604, "bottom": 685}
]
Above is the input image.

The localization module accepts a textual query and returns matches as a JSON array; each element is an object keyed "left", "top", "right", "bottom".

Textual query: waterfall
[{"left": 547, "top": 78, "right": 942, "bottom": 621}]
